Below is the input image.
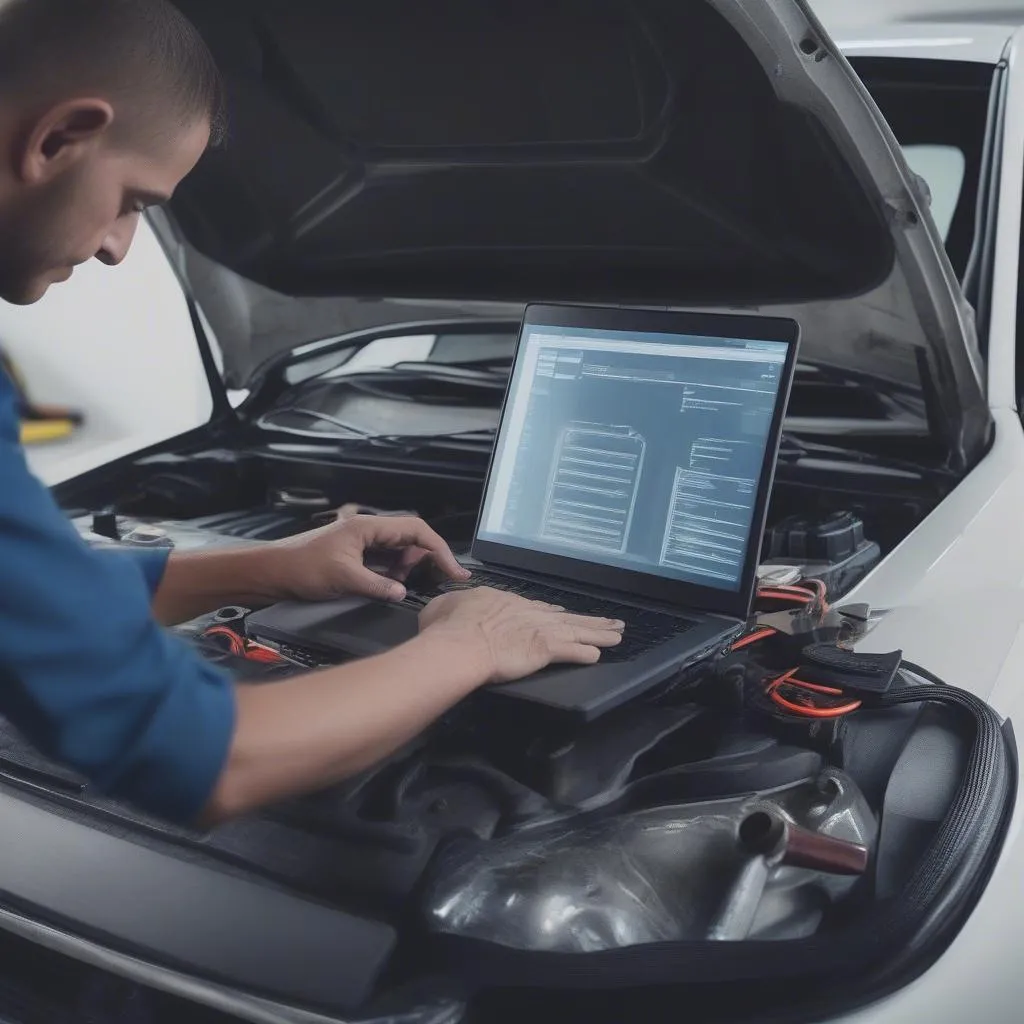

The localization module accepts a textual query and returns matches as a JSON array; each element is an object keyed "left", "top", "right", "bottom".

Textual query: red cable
[
  {"left": 757, "top": 589, "right": 812, "bottom": 604},
  {"left": 765, "top": 668, "right": 861, "bottom": 718},
  {"left": 731, "top": 627, "right": 777, "bottom": 650},
  {"left": 201, "top": 625, "right": 286, "bottom": 664},
  {"left": 202, "top": 625, "right": 246, "bottom": 656},
  {"left": 756, "top": 578, "right": 829, "bottom": 613}
]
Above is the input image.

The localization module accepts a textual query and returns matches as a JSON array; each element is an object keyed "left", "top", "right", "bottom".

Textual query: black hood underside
[{"left": 169, "top": 0, "right": 894, "bottom": 306}]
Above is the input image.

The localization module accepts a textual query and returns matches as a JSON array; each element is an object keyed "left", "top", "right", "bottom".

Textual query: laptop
[{"left": 247, "top": 303, "right": 800, "bottom": 720}]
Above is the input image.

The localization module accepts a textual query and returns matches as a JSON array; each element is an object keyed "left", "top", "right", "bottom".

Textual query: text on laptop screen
[{"left": 477, "top": 323, "right": 789, "bottom": 592}]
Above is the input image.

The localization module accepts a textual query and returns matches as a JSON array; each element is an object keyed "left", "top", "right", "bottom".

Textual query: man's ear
[{"left": 18, "top": 99, "right": 115, "bottom": 185}]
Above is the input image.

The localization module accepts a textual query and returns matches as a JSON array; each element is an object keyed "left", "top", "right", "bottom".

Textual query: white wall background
[{"left": 0, "top": 219, "right": 213, "bottom": 486}]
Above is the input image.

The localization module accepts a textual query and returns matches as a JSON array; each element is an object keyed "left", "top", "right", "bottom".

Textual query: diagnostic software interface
[{"left": 477, "top": 322, "right": 789, "bottom": 591}]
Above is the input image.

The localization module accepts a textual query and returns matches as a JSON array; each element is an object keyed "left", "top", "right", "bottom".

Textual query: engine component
[
  {"left": 762, "top": 511, "right": 881, "bottom": 597},
  {"left": 737, "top": 807, "right": 868, "bottom": 875},
  {"left": 766, "top": 510, "right": 867, "bottom": 562},
  {"left": 798, "top": 644, "right": 903, "bottom": 696},
  {"left": 121, "top": 524, "right": 174, "bottom": 548},
  {"left": 757, "top": 564, "right": 804, "bottom": 587},
  {"left": 74, "top": 514, "right": 269, "bottom": 552},
  {"left": 212, "top": 606, "right": 249, "bottom": 627},
  {"left": 423, "top": 769, "right": 875, "bottom": 953},
  {"left": 709, "top": 806, "right": 868, "bottom": 942},
  {"left": 90, "top": 510, "right": 120, "bottom": 540}
]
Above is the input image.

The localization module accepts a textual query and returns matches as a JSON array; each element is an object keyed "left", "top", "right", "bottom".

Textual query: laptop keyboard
[{"left": 408, "top": 571, "right": 695, "bottom": 662}]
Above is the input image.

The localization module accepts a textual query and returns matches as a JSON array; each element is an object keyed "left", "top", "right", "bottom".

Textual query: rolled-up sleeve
[{"left": 0, "top": 374, "right": 235, "bottom": 823}]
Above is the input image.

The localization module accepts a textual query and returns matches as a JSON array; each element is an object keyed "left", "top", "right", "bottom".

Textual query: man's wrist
[
  {"left": 240, "top": 542, "right": 295, "bottom": 602},
  {"left": 400, "top": 626, "right": 495, "bottom": 692},
  {"left": 165, "top": 544, "right": 284, "bottom": 605}
]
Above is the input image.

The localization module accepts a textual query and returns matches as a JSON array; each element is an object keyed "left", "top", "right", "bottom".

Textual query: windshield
[{"left": 162, "top": 55, "right": 995, "bottom": 390}]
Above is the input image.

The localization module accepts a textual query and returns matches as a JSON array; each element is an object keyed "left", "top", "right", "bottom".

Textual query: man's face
[{"left": 0, "top": 105, "right": 210, "bottom": 305}]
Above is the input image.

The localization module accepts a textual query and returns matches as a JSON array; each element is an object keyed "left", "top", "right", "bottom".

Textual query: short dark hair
[{"left": 0, "top": 0, "right": 227, "bottom": 147}]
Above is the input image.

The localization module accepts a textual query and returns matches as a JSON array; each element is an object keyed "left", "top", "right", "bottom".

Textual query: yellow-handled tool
[{"left": 1, "top": 349, "right": 83, "bottom": 445}]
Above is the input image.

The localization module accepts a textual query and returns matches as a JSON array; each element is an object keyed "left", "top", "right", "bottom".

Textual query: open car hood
[{"left": 170, "top": 0, "right": 991, "bottom": 470}]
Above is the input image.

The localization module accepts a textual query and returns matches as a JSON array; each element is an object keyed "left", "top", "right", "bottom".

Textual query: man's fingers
[
  {"left": 577, "top": 627, "right": 624, "bottom": 647},
  {"left": 348, "top": 565, "right": 407, "bottom": 603},
  {"left": 528, "top": 618, "right": 624, "bottom": 669},
  {"left": 546, "top": 642, "right": 603, "bottom": 665},
  {"left": 360, "top": 516, "right": 469, "bottom": 581},
  {"left": 554, "top": 613, "right": 625, "bottom": 633},
  {"left": 390, "top": 546, "right": 429, "bottom": 582},
  {"left": 549, "top": 623, "right": 623, "bottom": 648}
]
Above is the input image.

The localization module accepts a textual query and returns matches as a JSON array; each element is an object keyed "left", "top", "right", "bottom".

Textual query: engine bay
[
  {"left": 38, "top": 492, "right": 953, "bottom": 957},
  {"left": 65, "top": 439, "right": 928, "bottom": 586}
]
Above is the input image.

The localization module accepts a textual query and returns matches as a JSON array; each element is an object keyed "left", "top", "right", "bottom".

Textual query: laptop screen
[{"left": 474, "top": 305, "right": 798, "bottom": 613}]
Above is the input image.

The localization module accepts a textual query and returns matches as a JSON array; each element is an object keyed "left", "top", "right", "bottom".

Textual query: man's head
[{"left": 0, "top": 0, "right": 225, "bottom": 304}]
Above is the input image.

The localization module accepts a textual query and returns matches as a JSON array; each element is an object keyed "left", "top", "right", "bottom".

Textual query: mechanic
[{"left": 0, "top": 0, "right": 624, "bottom": 826}]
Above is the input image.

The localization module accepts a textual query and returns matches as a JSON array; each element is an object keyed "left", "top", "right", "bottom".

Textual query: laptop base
[{"left": 246, "top": 597, "right": 740, "bottom": 722}]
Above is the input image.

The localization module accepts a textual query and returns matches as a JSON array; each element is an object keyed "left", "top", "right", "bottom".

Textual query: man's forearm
[
  {"left": 199, "top": 627, "right": 488, "bottom": 824},
  {"left": 151, "top": 546, "right": 284, "bottom": 625}
]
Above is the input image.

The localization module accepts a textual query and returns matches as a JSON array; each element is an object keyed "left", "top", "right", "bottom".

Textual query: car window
[
  {"left": 902, "top": 144, "right": 967, "bottom": 241},
  {"left": 853, "top": 57, "right": 993, "bottom": 283}
]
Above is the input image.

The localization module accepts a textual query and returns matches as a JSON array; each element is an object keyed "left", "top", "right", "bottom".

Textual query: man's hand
[
  {"left": 149, "top": 513, "right": 466, "bottom": 625},
  {"left": 266, "top": 514, "right": 470, "bottom": 603},
  {"left": 418, "top": 586, "right": 624, "bottom": 683}
]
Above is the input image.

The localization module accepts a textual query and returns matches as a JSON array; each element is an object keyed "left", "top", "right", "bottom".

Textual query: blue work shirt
[{"left": 0, "top": 369, "right": 235, "bottom": 822}]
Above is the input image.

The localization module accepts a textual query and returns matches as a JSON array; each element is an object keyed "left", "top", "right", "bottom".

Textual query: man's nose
[{"left": 96, "top": 214, "right": 140, "bottom": 267}]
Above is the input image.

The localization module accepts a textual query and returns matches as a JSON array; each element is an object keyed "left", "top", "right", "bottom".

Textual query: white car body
[{"left": 832, "top": 23, "right": 1024, "bottom": 1023}]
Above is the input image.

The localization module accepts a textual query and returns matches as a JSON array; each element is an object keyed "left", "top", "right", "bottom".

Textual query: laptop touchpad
[{"left": 318, "top": 604, "right": 420, "bottom": 649}]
